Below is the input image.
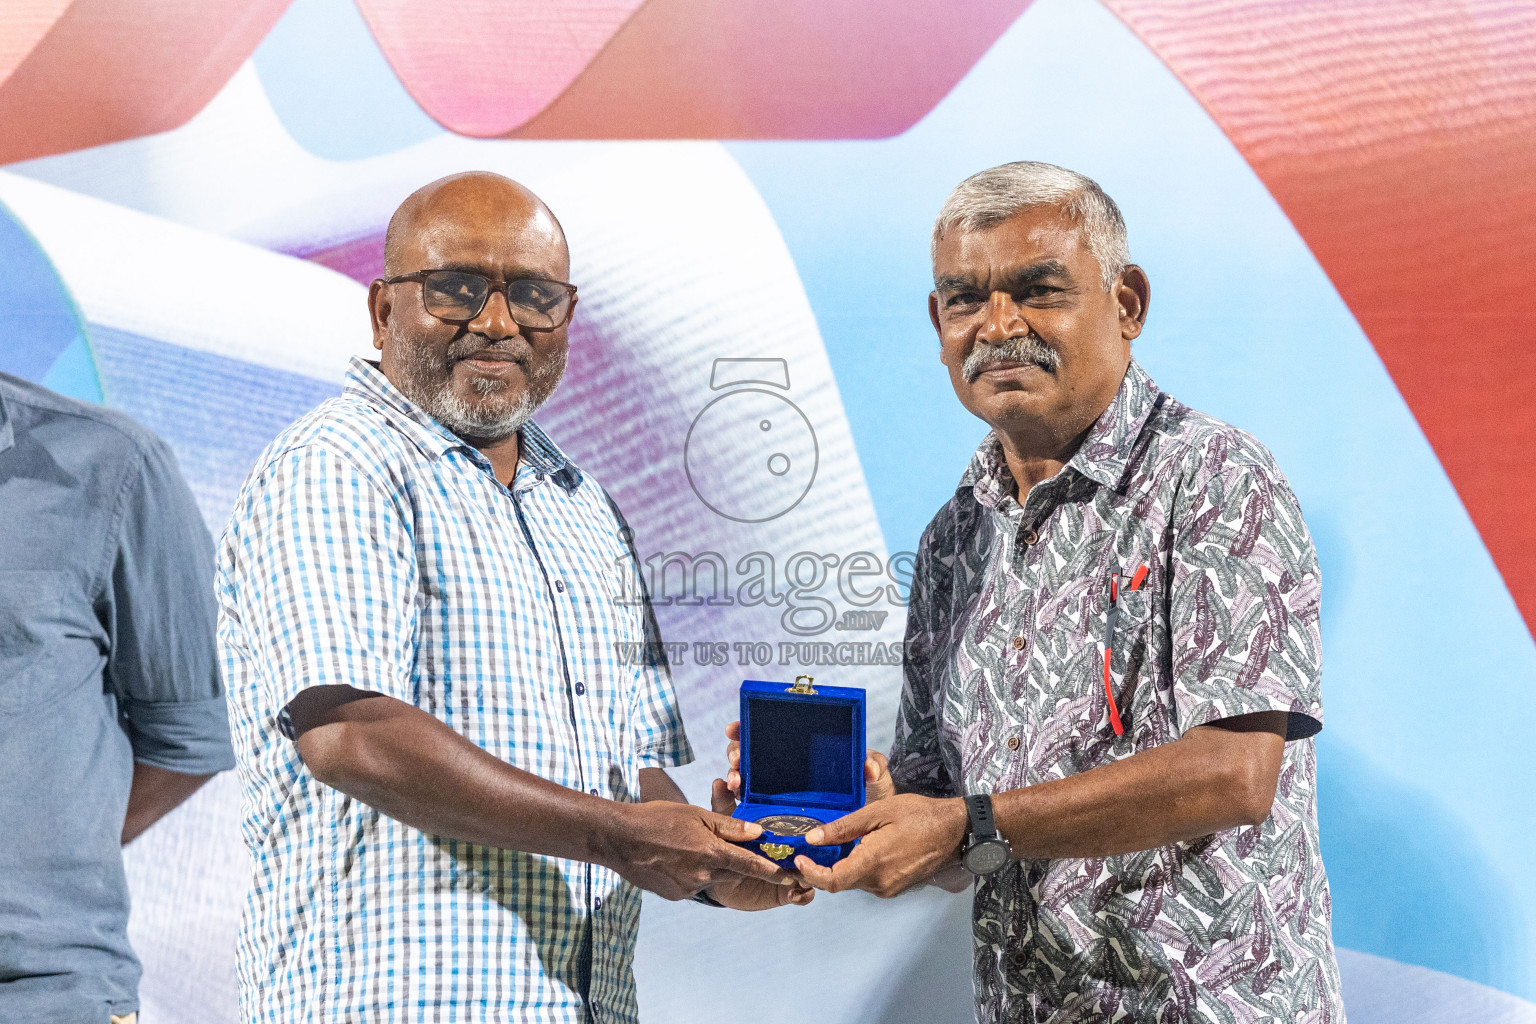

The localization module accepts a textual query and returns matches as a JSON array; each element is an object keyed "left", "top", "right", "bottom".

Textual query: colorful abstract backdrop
[{"left": 2, "top": 1, "right": 1533, "bottom": 1021}]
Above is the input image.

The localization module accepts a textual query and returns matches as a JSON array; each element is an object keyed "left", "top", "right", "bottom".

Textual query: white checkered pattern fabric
[{"left": 218, "top": 357, "right": 692, "bottom": 1023}]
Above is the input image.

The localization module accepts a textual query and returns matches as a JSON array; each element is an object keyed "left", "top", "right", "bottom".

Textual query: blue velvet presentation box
[{"left": 731, "top": 676, "right": 866, "bottom": 868}]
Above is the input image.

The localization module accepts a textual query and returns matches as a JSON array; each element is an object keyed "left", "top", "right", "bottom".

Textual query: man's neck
[
  {"left": 993, "top": 415, "right": 1095, "bottom": 501},
  {"left": 474, "top": 432, "right": 522, "bottom": 486},
  {"left": 992, "top": 362, "right": 1129, "bottom": 501},
  {"left": 998, "top": 438, "right": 1073, "bottom": 501}
]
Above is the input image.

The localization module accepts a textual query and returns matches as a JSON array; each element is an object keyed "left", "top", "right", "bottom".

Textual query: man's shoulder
[
  {"left": 1150, "top": 396, "right": 1290, "bottom": 485},
  {"left": 918, "top": 488, "right": 966, "bottom": 550},
  {"left": 1, "top": 371, "right": 166, "bottom": 464},
  {"left": 913, "top": 479, "right": 989, "bottom": 580},
  {"left": 253, "top": 391, "right": 416, "bottom": 478}
]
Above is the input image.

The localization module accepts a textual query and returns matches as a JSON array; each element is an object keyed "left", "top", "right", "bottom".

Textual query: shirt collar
[
  {"left": 344, "top": 356, "right": 582, "bottom": 492},
  {"left": 958, "top": 358, "right": 1161, "bottom": 507},
  {"left": 961, "top": 434, "right": 1016, "bottom": 513},
  {"left": 519, "top": 418, "right": 583, "bottom": 492},
  {"left": 1064, "top": 357, "right": 1161, "bottom": 491}
]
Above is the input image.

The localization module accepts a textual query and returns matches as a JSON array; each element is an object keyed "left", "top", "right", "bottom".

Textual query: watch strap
[{"left": 965, "top": 793, "right": 999, "bottom": 842}]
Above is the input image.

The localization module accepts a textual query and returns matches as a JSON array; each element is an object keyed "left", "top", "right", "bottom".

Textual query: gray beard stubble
[{"left": 394, "top": 332, "right": 567, "bottom": 442}]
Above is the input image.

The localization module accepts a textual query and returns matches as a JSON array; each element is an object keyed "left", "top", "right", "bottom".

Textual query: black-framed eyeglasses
[{"left": 383, "top": 270, "right": 577, "bottom": 330}]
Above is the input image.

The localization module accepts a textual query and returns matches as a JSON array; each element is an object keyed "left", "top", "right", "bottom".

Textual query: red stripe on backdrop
[{"left": 1103, "top": 0, "right": 1536, "bottom": 639}]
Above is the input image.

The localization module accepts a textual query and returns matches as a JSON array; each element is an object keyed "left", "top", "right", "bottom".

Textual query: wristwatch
[{"left": 961, "top": 794, "right": 1010, "bottom": 875}]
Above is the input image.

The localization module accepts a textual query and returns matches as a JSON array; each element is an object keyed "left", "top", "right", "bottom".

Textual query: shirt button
[
  {"left": 555, "top": 579, "right": 566, "bottom": 593},
  {"left": 1021, "top": 529, "right": 1039, "bottom": 546},
  {"left": 1006, "top": 735, "right": 1021, "bottom": 751},
  {"left": 594, "top": 896, "right": 603, "bottom": 909},
  {"left": 575, "top": 682, "right": 586, "bottom": 696},
  {"left": 1011, "top": 636, "right": 1025, "bottom": 651}
]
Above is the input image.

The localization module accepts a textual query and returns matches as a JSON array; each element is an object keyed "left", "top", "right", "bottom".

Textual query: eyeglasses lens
[
  {"left": 422, "top": 272, "right": 489, "bottom": 322},
  {"left": 504, "top": 279, "right": 570, "bottom": 329},
  {"left": 420, "top": 271, "right": 571, "bottom": 328}
]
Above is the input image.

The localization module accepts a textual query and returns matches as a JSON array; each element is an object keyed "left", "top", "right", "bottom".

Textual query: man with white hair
[
  {"left": 793, "top": 162, "right": 1347, "bottom": 1022},
  {"left": 218, "top": 171, "right": 806, "bottom": 1024}
]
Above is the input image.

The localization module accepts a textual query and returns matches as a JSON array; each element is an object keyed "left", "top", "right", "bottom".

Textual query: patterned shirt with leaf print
[{"left": 889, "top": 359, "right": 1345, "bottom": 1024}]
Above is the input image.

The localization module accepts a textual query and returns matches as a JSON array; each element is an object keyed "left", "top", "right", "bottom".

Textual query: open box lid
[{"left": 739, "top": 676, "right": 866, "bottom": 813}]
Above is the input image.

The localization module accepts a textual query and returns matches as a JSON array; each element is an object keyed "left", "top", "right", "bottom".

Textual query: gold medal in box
[{"left": 729, "top": 676, "right": 867, "bottom": 866}]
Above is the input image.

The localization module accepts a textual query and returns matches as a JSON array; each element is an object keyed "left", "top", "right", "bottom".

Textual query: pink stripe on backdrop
[
  {"left": 0, "top": 1, "right": 71, "bottom": 83},
  {"left": 363, "top": 0, "right": 1034, "bottom": 139},
  {"left": 0, "top": 0, "right": 1032, "bottom": 155},
  {"left": 352, "top": 0, "right": 647, "bottom": 138},
  {"left": 301, "top": 233, "right": 386, "bottom": 284},
  {"left": 0, "top": 0, "right": 292, "bottom": 163}
]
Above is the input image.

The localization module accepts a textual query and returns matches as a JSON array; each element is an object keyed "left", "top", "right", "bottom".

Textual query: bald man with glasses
[{"left": 217, "top": 172, "right": 808, "bottom": 1024}]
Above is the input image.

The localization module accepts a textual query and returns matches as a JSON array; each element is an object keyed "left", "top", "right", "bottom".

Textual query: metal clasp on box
[{"left": 788, "top": 674, "right": 817, "bottom": 695}]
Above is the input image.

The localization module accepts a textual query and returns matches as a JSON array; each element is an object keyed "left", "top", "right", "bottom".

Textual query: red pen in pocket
[{"left": 1102, "top": 564, "right": 1148, "bottom": 736}]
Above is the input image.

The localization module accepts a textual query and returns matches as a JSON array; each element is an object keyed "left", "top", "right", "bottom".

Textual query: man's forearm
[
  {"left": 122, "top": 763, "right": 214, "bottom": 844},
  {"left": 293, "top": 688, "right": 623, "bottom": 864},
  {"left": 638, "top": 766, "right": 688, "bottom": 804},
  {"left": 992, "top": 715, "right": 1286, "bottom": 860},
  {"left": 288, "top": 686, "right": 795, "bottom": 903}
]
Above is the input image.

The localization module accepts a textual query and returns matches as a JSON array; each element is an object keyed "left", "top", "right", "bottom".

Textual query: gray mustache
[
  {"left": 447, "top": 336, "right": 532, "bottom": 364},
  {"left": 962, "top": 335, "right": 1061, "bottom": 383}
]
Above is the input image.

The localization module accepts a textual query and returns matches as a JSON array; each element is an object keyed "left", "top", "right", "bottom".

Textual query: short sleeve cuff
[
  {"left": 636, "top": 734, "right": 695, "bottom": 770},
  {"left": 124, "top": 695, "right": 237, "bottom": 773},
  {"left": 1177, "top": 683, "right": 1322, "bottom": 742}
]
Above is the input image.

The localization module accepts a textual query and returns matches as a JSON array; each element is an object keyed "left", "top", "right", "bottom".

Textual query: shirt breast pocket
[
  {"left": 1116, "top": 589, "right": 1153, "bottom": 631},
  {"left": 603, "top": 559, "right": 649, "bottom": 640},
  {"left": 1107, "top": 586, "right": 1156, "bottom": 681},
  {"left": 0, "top": 569, "right": 73, "bottom": 713}
]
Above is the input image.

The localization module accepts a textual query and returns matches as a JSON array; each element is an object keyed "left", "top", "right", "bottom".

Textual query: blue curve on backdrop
[{"left": 0, "top": 197, "right": 99, "bottom": 402}]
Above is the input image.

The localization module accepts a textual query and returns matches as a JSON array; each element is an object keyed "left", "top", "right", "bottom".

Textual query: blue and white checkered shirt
[{"left": 218, "top": 357, "right": 692, "bottom": 1023}]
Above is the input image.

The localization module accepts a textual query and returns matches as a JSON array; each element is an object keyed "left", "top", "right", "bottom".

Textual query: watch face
[
  {"left": 964, "top": 839, "right": 1010, "bottom": 875},
  {"left": 754, "top": 813, "right": 820, "bottom": 837}
]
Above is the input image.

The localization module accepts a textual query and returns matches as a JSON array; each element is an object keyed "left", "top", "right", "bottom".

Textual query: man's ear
[
  {"left": 929, "top": 292, "right": 945, "bottom": 361},
  {"left": 368, "top": 279, "right": 390, "bottom": 352},
  {"left": 1116, "top": 265, "right": 1151, "bottom": 341}
]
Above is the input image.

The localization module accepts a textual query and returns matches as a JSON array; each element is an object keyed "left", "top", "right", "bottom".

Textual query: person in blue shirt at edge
[
  {"left": 727, "top": 163, "right": 1344, "bottom": 1023},
  {"left": 0, "top": 371, "right": 236, "bottom": 1024},
  {"left": 217, "top": 171, "right": 813, "bottom": 1024}
]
